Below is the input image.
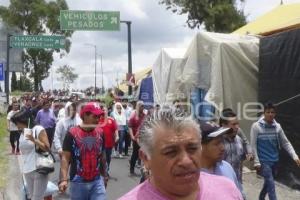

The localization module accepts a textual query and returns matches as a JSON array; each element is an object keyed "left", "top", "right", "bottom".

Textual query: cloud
[
  {"left": 43, "top": 0, "right": 196, "bottom": 90},
  {"left": 0, "top": 0, "right": 8, "bottom": 6},
  {"left": 2, "top": 0, "right": 300, "bottom": 90}
]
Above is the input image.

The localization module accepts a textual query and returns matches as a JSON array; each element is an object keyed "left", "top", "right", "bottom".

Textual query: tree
[
  {"left": 11, "top": 71, "right": 18, "bottom": 91},
  {"left": 159, "top": 0, "right": 247, "bottom": 33},
  {"left": 56, "top": 65, "right": 78, "bottom": 90},
  {"left": 18, "top": 74, "right": 33, "bottom": 91},
  {"left": 0, "top": 0, "right": 73, "bottom": 91}
]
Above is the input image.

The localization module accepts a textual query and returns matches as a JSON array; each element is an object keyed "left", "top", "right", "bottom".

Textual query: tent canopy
[
  {"left": 176, "top": 32, "right": 259, "bottom": 133},
  {"left": 152, "top": 48, "right": 187, "bottom": 104},
  {"left": 233, "top": 3, "right": 300, "bottom": 36}
]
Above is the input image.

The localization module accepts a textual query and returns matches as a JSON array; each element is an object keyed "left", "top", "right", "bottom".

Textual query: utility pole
[
  {"left": 5, "top": 34, "right": 11, "bottom": 103},
  {"left": 97, "top": 54, "right": 104, "bottom": 94},
  {"left": 51, "top": 66, "right": 54, "bottom": 93},
  {"left": 120, "top": 21, "right": 132, "bottom": 96},
  {"left": 85, "top": 43, "right": 97, "bottom": 98}
]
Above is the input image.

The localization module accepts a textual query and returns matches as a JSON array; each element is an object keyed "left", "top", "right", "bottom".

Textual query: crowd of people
[{"left": 5, "top": 93, "right": 300, "bottom": 200}]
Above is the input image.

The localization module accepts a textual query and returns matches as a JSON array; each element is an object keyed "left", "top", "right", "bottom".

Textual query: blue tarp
[
  {"left": 190, "top": 88, "right": 215, "bottom": 121},
  {"left": 139, "top": 77, "right": 154, "bottom": 108}
]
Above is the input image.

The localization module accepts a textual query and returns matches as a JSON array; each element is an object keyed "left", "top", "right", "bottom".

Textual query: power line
[{"left": 274, "top": 93, "right": 300, "bottom": 106}]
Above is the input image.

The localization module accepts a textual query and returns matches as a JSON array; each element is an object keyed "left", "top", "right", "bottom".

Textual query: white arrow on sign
[{"left": 111, "top": 17, "right": 118, "bottom": 24}]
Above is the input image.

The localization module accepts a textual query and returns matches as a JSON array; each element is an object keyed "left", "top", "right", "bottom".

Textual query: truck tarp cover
[
  {"left": 259, "top": 28, "right": 300, "bottom": 189},
  {"left": 152, "top": 48, "right": 187, "bottom": 104},
  {"left": 180, "top": 32, "right": 259, "bottom": 133}
]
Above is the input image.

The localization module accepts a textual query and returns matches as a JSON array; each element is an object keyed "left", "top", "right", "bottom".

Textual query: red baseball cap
[{"left": 80, "top": 102, "right": 104, "bottom": 118}]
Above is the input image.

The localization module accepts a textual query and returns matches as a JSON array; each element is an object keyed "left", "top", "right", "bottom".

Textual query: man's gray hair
[{"left": 139, "top": 107, "right": 201, "bottom": 158}]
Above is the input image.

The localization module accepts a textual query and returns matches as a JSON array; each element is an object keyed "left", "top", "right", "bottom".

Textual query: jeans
[
  {"left": 124, "top": 128, "right": 131, "bottom": 155},
  {"left": 259, "top": 162, "right": 278, "bottom": 200},
  {"left": 118, "top": 130, "right": 126, "bottom": 155},
  {"left": 70, "top": 177, "right": 106, "bottom": 200}
]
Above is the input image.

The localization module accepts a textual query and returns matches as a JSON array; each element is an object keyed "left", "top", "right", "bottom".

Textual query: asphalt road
[
  {"left": 53, "top": 154, "right": 140, "bottom": 200},
  {"left": 3, "top": 149, "right": 300, "bottom": 200}
]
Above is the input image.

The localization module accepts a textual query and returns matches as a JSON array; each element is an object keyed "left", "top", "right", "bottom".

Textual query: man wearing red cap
[{"left": 59, "top": 102, "right": 108, "bottom": 200}]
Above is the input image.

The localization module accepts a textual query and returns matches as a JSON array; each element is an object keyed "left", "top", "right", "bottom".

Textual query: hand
[
  {"left": 58, "top": 150, "right": 63, "bottom": 159},
  {"left": 254, "top": 165, "right": 261, "bottom": 175},
  {"left": 295, "top": 159, "right": 300, "bottom": 167},
  {"left": 246, "top": 154, "right": 254, "bottom": 161},
  {"left": 25, "top": 133, "right": 35, "bottom": 143},
  {"left": 58, "top": 180, "right": 68, "bottom": 193},
  {"left": 130, "top": 135, "right": 136, "bottom": 141},
  {"left": 115, "top": 136, "right": 119, "bottom": 143}
]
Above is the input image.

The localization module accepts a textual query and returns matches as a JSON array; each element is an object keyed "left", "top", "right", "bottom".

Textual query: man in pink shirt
[{"left": 118, "top": 108, "right": 242, "bottom": 200}]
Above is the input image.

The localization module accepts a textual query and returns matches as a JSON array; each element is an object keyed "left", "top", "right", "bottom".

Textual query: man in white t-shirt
[
  {"left": 119, "top": 108, "right": 242, "bottom": 200},
  {"left": 7, "top": 102, "right": 20, "bottom": 154}
]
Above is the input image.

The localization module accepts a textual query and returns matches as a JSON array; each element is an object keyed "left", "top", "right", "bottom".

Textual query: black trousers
[
  {"left": 45, "top": 127, "right": 55, "bottom": 148},
  {"left": 124, "top": 130, "right": 131, "bottom": 155},
  {"left": 130, "top": 141, "right": 140, "bottom": 173},
  {"left": 105, "top": 148, "right": 113, "bottom": 172},
  {"left": 10, "top": 130, "right": 21, "bottom": 151}
]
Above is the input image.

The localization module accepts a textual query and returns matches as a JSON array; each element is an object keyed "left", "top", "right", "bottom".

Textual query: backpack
[{"left": 69, "top": 126, "right": 104, "bottom": 181}]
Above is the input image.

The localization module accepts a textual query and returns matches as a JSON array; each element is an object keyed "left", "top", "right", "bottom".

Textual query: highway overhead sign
[
  {"left": 10, "top": 35, "right": 65, "bottom": 49},
  {"left": 60, "top": 10, "right": 120, "bottom": 31}
]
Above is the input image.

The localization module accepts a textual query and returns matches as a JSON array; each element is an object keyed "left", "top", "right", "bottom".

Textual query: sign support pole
[
  {"left": 5, "top": 34, "right": 11, "bottom": 103},
  {"left": 121, "top": 21, "right": 132, "bottom": 96}
]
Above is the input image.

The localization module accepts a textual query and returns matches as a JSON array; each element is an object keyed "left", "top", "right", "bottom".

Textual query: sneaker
[
  {"left": 115, "top": 152, "right": 119, "bottom": 158},
  {"left": 112, "top": 149, "right": 116, "bottom": 157},
  {"left": 136, "top": 164, "right": 142, "bottom": 169},
  {"left": 119, "top": 154, "right": 123, "bottom": 158}
]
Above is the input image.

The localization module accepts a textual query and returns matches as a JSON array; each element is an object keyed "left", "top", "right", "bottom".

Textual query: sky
[{"left": 1, "top": 0, "right": 300, "bottom": 91}]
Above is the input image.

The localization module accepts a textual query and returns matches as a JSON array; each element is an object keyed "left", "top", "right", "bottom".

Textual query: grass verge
[
  {"left": 0, "top": 114, "right": 8, "bottom": 188},
  {"left": 10, "top": 90, "right": 24, "bottom": 97}
]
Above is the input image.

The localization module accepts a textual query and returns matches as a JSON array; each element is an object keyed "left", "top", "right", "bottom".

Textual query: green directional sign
[
  {"left": 60, "top": 10, "right": 120, "bottom": 31},
  {"left": 10, "top": 35, "right": 65, "bottom": 49}
]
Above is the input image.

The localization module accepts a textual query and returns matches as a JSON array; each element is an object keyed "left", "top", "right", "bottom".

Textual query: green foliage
[
  {"left": 0, "top": 0, "right": 73, "bottom": 91},
  {"left": 18, "top": 74, "right": 33, "bottom": 91},
  {"left": 11, "top": 71, "right": 18, "bottom": 91},
  {"left": 56, "top": 65, "right": 78, "bottom": 90},
  {"left": 0, "top": 115, "right": 8, "bottom": 188},
  {"left": 103, "top": 94, "right": 114, "bottom": 108},
  {"left": 159, "top": 0, "right": 247, "bottom": 33},
  {"left": 10, "top": 90, "right": 24, "bottom": 96}
]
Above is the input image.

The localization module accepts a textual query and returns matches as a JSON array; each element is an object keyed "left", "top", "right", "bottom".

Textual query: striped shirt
[
  {"left": 250, "top": 118, "right": 299, "bottom": 167},
  {"left": 223, "top": 135, "right": 246, "bottom": 183}
]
